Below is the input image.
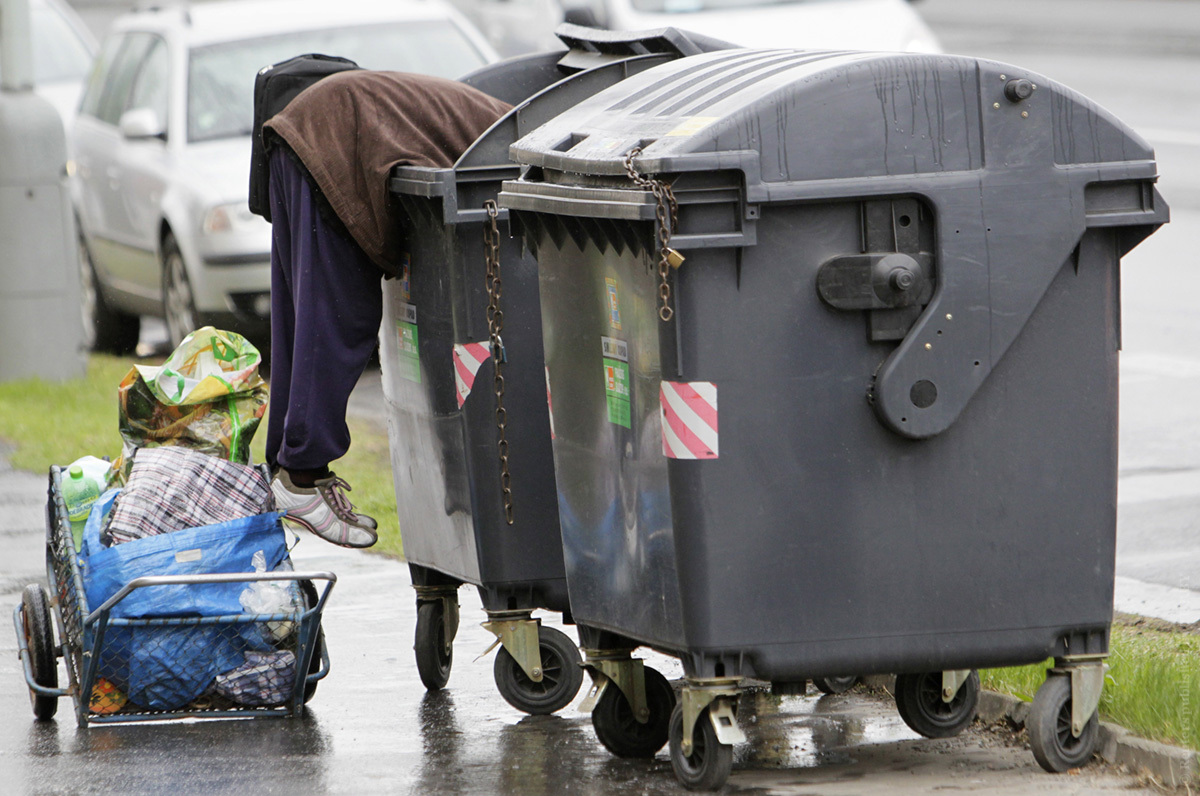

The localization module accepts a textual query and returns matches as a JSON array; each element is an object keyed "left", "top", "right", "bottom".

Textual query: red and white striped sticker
[
  {"left": 661, "top": 381, "right": 718, "bottom": 459},
  {"left": 452, "top": 343, "right": 490, "bottom": 408}
]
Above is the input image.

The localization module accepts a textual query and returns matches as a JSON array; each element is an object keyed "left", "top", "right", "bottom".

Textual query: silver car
[{"left": 72, "top": 0, "right": 497, "bottom": 352}]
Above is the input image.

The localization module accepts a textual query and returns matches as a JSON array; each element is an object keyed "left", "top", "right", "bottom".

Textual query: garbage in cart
[{"left": 13, "top": 328, "right": 335, "bottom": 726}]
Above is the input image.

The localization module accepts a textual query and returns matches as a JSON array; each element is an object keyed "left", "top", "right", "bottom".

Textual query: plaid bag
[
  {"left": 215, "top": 650, "right": 297, "bottom": 707},
  {"left": 107, "top": 447, "right": 273, "bottom": 545}
]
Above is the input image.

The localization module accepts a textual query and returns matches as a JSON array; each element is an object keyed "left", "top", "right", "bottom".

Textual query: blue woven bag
[{"left": 79, "top": 490, "right": 290, "bottom": 709}]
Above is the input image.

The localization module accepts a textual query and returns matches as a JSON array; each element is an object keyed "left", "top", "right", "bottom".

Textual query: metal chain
[
  {"left": 483, "top": 200, "right": 514, "bottom": 525},
  {"left": 624, "top": 147, "right": 679, "bottom": 322}
]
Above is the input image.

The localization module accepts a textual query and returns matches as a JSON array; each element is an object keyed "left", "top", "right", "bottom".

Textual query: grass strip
[
  {"left": 981, "top": 623, "right": 1200, "bottom": 752},
  {"left": 0, "top": 354, "right": 402, "bottom": 558}
]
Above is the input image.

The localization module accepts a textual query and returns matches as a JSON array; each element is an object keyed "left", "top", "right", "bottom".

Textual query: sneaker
[{"left": 272, "top": 469, "right": 378, "bottom": 548}]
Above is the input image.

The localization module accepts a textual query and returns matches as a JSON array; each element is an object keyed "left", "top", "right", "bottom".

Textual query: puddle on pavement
[{"left": 734, "top": 689, "right": 920, "bottom": 770}]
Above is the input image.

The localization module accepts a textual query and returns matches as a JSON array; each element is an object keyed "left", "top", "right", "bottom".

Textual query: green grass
[
  {"left": 981, "top": 624, "right": 1200, "bottom": 752},
  {"left": 0, "top": 353, "right": 402, "bottom": 558}
]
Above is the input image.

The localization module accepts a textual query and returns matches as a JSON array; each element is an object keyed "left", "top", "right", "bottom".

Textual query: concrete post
[{"left": 0, "top": 0, "right": 85, "bottom": 383}]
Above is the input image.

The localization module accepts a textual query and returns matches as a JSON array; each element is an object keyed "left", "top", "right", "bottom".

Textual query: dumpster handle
[
  {"left": 483, "top": 200, "right": 515, "bottom": 525},
  {"left": 624, "top": 148, "right": 682, "bottom": 322}
]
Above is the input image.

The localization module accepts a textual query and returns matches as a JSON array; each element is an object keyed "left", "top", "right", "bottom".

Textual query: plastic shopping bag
[{"left": 115, "top": 327, "right": 268, "bottom": 480}]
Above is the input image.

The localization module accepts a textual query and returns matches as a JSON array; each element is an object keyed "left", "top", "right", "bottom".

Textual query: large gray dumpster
[
  {"left": 499, "top": 48, "right": 1168, "bottom": 788},
  {"left": 378, "top": 24, "right": 732, "bottom": 717}
]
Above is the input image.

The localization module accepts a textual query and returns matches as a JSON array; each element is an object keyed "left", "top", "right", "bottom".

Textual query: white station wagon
[{"left": 72, "top": 0, "right": 497, "bottom": 352}]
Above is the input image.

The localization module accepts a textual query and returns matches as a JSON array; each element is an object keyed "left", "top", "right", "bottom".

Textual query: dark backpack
[{"left": 248, "top": 53, "right": 361, "bottom": 222}]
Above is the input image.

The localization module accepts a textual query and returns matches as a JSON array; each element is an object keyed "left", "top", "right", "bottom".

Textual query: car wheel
[
  {"left": 78, "top": 228, "right": 140, "bottom": 354},
  {"left": 162, "top": 231, "right": 199, "bottom": 350}
]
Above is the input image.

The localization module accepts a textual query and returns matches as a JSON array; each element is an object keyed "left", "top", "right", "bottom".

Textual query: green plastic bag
[{"left": 115, "top": 327, "right": 268, "bottom": 480}]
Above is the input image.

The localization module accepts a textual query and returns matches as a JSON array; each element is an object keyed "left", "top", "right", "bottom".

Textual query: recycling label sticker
[
  {"left": 602, "top": 336, "right": 630, "bottom": 429},
  {"left": 605, "top": 277, "right": 622, "bottom": 331},
  {"left": 396, "top": 302, "right": 420, "bottom": 383}
]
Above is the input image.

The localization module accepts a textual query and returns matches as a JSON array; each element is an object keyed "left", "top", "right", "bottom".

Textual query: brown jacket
[{"left": 264, "top": 70, "right": 511, "bottom": 276}]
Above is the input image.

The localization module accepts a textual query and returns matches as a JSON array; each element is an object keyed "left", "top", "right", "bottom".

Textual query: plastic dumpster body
[
  {"left": 377, "top": 25, "right": 732, "bottom": 715},
  {"left": 499, "top": 48, "right": 1168, "bottom": 786}
]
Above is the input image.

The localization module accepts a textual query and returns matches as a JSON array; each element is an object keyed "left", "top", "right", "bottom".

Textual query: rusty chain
[
  {"left": 623, "top": 147, "right": 679, "bottom": 322},
  {"left": 483, "top": 200, "right": 514, "bottom": 525}
]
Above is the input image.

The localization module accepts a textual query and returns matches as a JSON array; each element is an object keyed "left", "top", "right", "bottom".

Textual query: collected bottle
[{"left": 62, "top": 458, "right": 106, "bottom": 552}]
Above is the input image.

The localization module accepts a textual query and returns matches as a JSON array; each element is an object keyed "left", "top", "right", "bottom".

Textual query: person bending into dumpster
[{"left": 262, "top": 70, "right": 510, "bottom": 547}]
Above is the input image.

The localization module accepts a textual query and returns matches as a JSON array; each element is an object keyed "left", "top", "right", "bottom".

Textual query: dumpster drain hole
[
  {"left": 898, "top": 214, "right": 912, "bottom": 227},
  {"left": 910, "top": 380, "right": 938, "bottom": 409}
]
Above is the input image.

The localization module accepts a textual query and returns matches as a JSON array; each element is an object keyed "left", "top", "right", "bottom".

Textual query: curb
[{"left": 976, "top": 690, "right": 1199, "bottom": 788}]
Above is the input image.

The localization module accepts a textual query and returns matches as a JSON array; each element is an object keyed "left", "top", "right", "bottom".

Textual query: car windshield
[
  {"left": 0, "top": 4, "right": 94, "bottom": 84},
  {"left": 188, "top": 21, "right": 487, "bottom": 143}
]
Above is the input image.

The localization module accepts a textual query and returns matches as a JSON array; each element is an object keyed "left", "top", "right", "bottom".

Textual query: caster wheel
[
  {"left": 813, "top": 675, "right": 859, "bottom": 695},
  {"left": 591, "top": 665, "right": 675, "bottom": 758},
  {"left": 669, "top": 703, "right": 733, "bottom": 791},
  {"left": 1028, "top": 674, "right": 1099, "bottom": 772},
  {"left": 22, "top": 584, "right": 58, "bottom": 720},
  {"left": 415, "top": 600, "right": 454, "bottom": 691},
  {"left": 894, "top": 670, "right": 979, "bottom": 739},
  {"left": 493, "top": 625, "right": 583, "bottom": 715}
]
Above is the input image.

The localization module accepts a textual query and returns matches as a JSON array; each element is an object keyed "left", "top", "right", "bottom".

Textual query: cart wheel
[
  {"left": 894, "top": 670, "right": 978, "bottom": 739},
  {"left": 591, "top": 665, "right": 675, "bottom": 758},
  {"left": 1028, "top": 674, "right": 1099, "bottom": 773},
  {"left": 493, "top": 625, "right": 583, "bottom": 715},
  {"left": 813, "top": 675, "right": 859, "bottom": 695},
  {"left": 669, "top": 703, "right": 733, "bottom": 791},
  {"left": 415, "top": 600, "right": 453, "bottom": 691},
  {"left": 21, "top": 584, "right": 58, "bottom": 721}
]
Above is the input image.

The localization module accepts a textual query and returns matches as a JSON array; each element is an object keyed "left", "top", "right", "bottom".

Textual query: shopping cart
[{"left": 14, "top": 465, "right": 334, "bottom": 726}]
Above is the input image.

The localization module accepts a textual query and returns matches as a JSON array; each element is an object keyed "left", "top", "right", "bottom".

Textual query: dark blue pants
[{"left": 265, "top": 148, "right": 382, "bottom": 471}]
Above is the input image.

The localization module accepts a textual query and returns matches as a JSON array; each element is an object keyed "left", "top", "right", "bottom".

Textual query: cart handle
[{"left": 86, "top": 571, "right": 336, "bottom": 625}]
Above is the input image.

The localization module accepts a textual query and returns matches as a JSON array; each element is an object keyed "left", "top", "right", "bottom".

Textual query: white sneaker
[{"left": 272, "top": 470, "right": 378, "bottom": 548}]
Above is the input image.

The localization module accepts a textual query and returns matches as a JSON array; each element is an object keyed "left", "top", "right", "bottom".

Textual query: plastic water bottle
[{"left": 63, "top": 463, "right": 102, "bottom": 552}]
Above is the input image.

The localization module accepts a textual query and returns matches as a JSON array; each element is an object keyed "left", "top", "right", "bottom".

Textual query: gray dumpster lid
[{"left": 500, "top": 49, "right": 1168, "bottom": 440}]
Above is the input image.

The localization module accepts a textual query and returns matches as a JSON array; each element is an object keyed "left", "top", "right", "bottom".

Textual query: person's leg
[
  {"left": 266, "top": 147, "right": 381, "bottom": 548},
  {"left": 265, "top": 149, "right": 296, "bottom": 472}
]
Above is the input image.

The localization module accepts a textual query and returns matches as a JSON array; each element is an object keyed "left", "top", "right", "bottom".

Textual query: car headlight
[{"left": 202, "top": 202, "right": 262, "bottom": 235}]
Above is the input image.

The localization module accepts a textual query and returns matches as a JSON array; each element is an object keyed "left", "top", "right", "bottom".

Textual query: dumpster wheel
[
  {"left": 493, "top": 625, "right": 583, "bottom": 715},
  {"left": 1027, "top": 674, "right": 1099, "bottom": 772},
  {"left": 894, "top": 670, "right": 979, "bottom": 739},
  {"left": 592, "top": 665, "right": 675, "bottom": 758},
  {"left": 415, "top": 601, "right": 454, "bottom": 691},
  {"left": 21, "top": 584, "right": 58, "bottom": 720},
  {"left": 669, "top": 703, "right": 733, "bottom": 791},
  {"left": 813, "top": 675, "right": 859, "bottom": 695}
]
